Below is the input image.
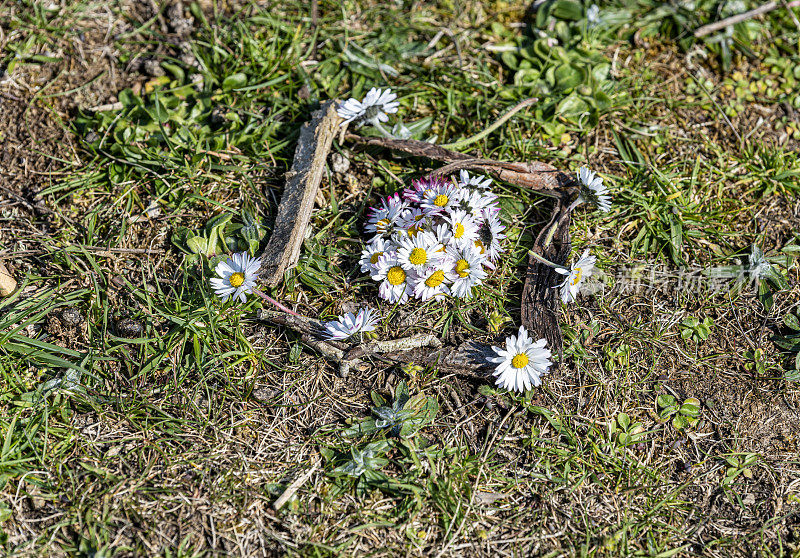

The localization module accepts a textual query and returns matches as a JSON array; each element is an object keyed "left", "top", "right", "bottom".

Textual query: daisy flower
[
  {"left": 457, "top": 170, "right": 493, "bottom": 190},
  {"left": 447, "top": 243, "right": 487, "bottom": 299},
  {"left": 419, "top": 180, "right": 459, "bottom": 214},
  {"left": 412, "top": 260, "right": 456, "bottom": 301},
  {"left": 396, "top": 231, "right": 445, "bottom": 273},
  {"left": 554, "top": 249, "right": 596, "bottom": 304},
  {"left": 477, "top": 210, "right": 506, "bottom": 263},
  {"left": 365, "top": 193, "right": 407, "bottom": 240},
  {"left": 372, "top": 252, "right": 415, "bottom": 304},
  {"left": 487, "top": 326, "right": 552, "bottom": 392},
  {"left": 403, "top": 176, "right": 450, "bottom": 204},
  {"left": 576, "top": 166, "right": 611, "bottom": 213},
  {"left": 210, "top": 252, "right": 261, "bottom": 303},
  {"left": 455, "top": 188, "right": 498, "bottom": 219},
  {"left": 443, "top": 209, "right": 479, "bottom": 246},
  {"left": 322, "top": 308, "right": 379, "bottom": 341},
  {"left": 359, "top": 238, "right": 395, "bottom": 274},
  {"left": 337, "top": 87, "right": 400, "bottom": 128},
  {"left": 397, "top": 207, "right": 431, "bottom": 239}
]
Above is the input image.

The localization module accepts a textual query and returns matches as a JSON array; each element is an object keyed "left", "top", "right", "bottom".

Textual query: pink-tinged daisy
[
  {"left": 372, "top": 252, "right": 415, "bottom": 304},
  {"left": 359, "top": 238, "right": 396, "bottom": 274},
  {"left": 337, "top": 87, "right": 400, "bottom": 127},
  {"left": 554, "top": 249, "right": 596, "bottom": 304},
  {"left": 446, "top": 243, "right": 487, "bottom": 299},
  {"left": 322, "top": 308, "right": 379, "bottom": 341},
  {"left": 419, "top": 180, "right": 459, "bottom": 214},
  {"left": 396, "top": 231, "right": 445, "bottom": 273},
  {"left": 412, "top": 260, "right": 456, "bottom": 301},
  {"left": 403, "top": 176, "right": 450, "bottom": 203},
  {"left": 210, "top": 252, "right": 261, "bottom": 303},
  {"left": 487, "top": 326, "right": 552, "bottom": 392}
]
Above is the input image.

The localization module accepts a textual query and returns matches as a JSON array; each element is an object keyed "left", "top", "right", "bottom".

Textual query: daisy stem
[
  {"left": 440, "top": 97, "right": 536, "bottom": 150},
  {"left": 370, "top": 119, "right": 395, "bottom": 138},
  {"left": 528, "top": 250, "right": 566, "bottom": 271},
  {"left": 543, "top": 197, "right": 581, "bottom": 248},
  {"left": 252, "top": 288, "right": 301, "bottom": 317}
]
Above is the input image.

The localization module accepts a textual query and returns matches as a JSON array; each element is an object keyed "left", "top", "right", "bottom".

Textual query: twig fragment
[
  {"left": 693, "top": 1, "right": 799, "bottom": 37},
  {"left": 273, "top": 459, "right": 319, "bottom": 510}
]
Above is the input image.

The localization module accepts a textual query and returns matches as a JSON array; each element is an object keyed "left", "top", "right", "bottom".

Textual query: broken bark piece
[
  {"left": 521, "top": 195, "right": 572, "bottom": 361},
  {"left": 260, "top": 100, "right": 341, "bottom": 287},
  {"left": 0, "top": 262, "right": 17, "bottom": 297}
]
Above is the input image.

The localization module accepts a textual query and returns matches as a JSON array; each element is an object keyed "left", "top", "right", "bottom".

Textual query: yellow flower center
[
  {"left": 511, "top": 353, "right": 529, "bottom": 369},
  {"left": 455, "top": 259, "right": 470, "bottom": 278},
  {"left": 370, "top": 252, "right": 383, "bottom": 264},
  {"left": 409, "top": 247, "right": 427, "bottom": 266},
  {"left": 229, "top": 272, "right": 245, "bottom": 288},
  {"left": 454, "top": 223, "right": 465, "bottom": 238},
  {"left": 387, "top": 266, "right": 406, "bottom": 286},
  {"left": 425, "top": 270, "right": 445, "bottom": 288},
  {"left": 434, "top": 194, "right": 448, "bottom": 207},
  {"left": 571, "top": 268, "right": 583, "bottom": 286},
  {"left": 474, "top": 239, "right": 486, "bottom": 254},
  {"left": 376, "top": 218, "right": 390, "bottom": 231}
]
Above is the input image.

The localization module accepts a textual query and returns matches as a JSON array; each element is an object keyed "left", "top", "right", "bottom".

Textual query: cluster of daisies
[
  {"left": 205, "top": 85, "right": 615, "bottom": 395},
  {"left": 358, "top": 171, "right": 506, "bottom": 303}
]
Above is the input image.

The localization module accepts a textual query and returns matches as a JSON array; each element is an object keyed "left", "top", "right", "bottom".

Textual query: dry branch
[
  {"left": 256, "top": 309, "right": 490, "bottom": 378},
  {"left": 346, "top": 135, "right": 575, "bottom": 193},
  {"left": 260, "top": 101, "right": 341, "bottom": 287}
]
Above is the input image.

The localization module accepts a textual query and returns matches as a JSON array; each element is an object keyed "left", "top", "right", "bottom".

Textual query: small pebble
[
  {"left": 330, "top": 152, "right": 350, "bottom": 174},
  {"left": 116, "top": 318, "right": 143, "bottom": 338},
  {"left": 59, "top": 307, "right": 84, "bottom": 326}
]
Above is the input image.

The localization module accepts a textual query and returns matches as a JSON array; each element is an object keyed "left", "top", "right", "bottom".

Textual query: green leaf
[
  {"left": 186, "top": 235, "right": 208, "bottom": 255},
  {"left": 550, "top": 0, "right": 583, "bottom": 21},
  {"left": 783, "top": 312, "right": 800, "bottom": 331},
  {"left": 672, "top": 415, "right": 690, "bottom": 431},
  {"left": 680, "top": 398, "right": 701, "bottom": 418},
  {"left": 617, "top": 413, "right": 630, "bottom": 430},
  {"left": 554, "top": 64, "right": 584, "bottom": 91},
  {"left": 556, "top": 93, "right": 589, "bottom": 118},
  {"left": 785, "top": 368, "right": 800, "bottom": 382},
  {"left": 222, "top": 73, "right": 248, "bottom": 91}
]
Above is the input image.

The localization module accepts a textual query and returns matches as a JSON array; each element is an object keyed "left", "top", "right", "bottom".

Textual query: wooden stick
[
  {"left": 260, "top": 101, "right": 340, "bottom": 287},
  {"left": 693, "top": 1, "right": 798, "bottom": 37},
  {"left": 0, "top": 262, "right": 17, "bottom": 297}
]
